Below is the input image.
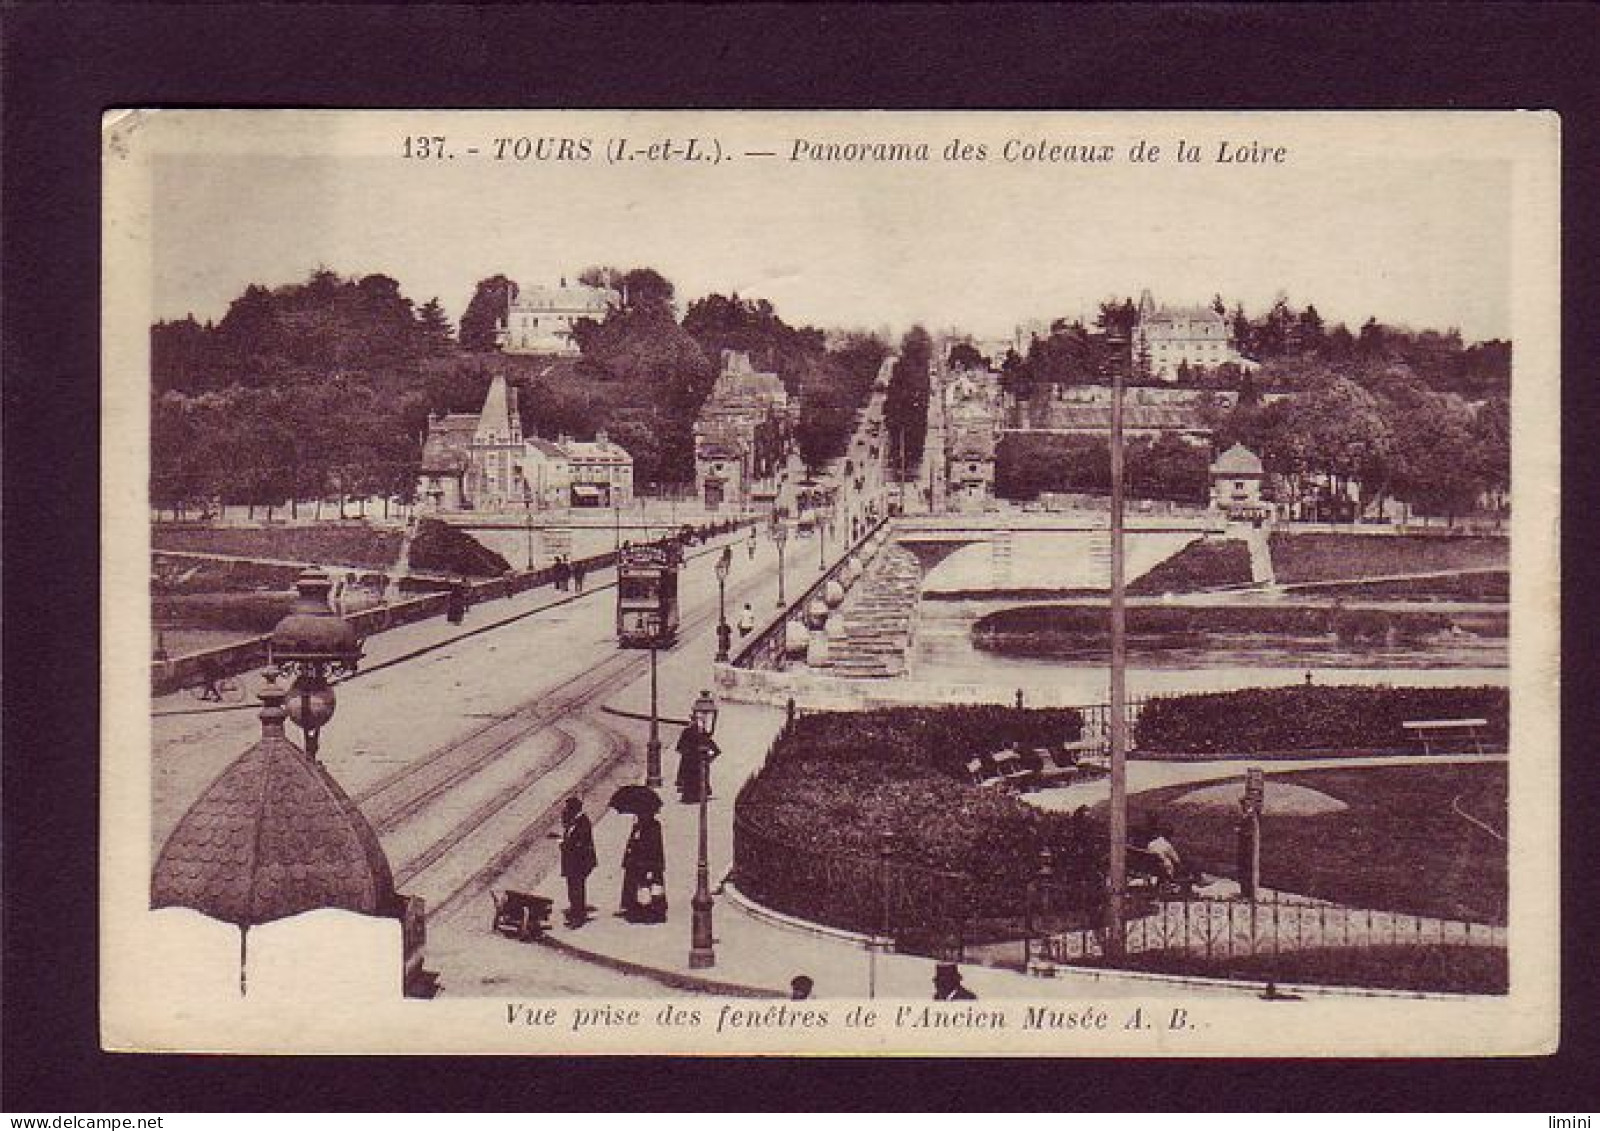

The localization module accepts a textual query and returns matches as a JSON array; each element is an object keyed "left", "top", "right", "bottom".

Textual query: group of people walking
[{"left": 552, "top": 555, "right": 585, "bottom": 593}]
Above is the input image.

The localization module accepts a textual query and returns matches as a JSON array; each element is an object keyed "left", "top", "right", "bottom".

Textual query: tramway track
[
  {"left": 423, "top": 717, "right": 635, "bottom": 925},
  {"left": 389, "top": 725, "right": 580, "bottom": 887}
]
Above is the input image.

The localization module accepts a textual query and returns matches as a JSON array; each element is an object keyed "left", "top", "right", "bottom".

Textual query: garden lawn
[
  {"left": 1269, "top": 532, "right": 1507, "bottom": 583},
  {"left": 1117, "top": 762, "right": 1507, "bottom": 925},
  {"left": 152, "top": 524, "right": 403, "bottom": 569}
]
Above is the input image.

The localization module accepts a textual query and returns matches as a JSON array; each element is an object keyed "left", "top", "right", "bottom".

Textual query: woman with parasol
[{"left": 610, "top": 785, "right": 667, "bottom": 923}]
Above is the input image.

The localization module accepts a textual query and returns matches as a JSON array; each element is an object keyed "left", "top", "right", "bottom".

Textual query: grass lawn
[
  {"left": 1120, "top": 762, "right": 1507, "bottom": 925},
  {"left": 1269, "top": 532, "right": 1507, "bottom": 583},
  {"left": 1097, "top": 944, "right": 1507, "bottom": 995},
  {"left": 152, "top": 524, "right": 403, "bottom": 569}
]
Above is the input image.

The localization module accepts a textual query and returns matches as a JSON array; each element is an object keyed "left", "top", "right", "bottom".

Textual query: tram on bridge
[{"left": 616, "top": 540, "right": 683, "bottom": 648}]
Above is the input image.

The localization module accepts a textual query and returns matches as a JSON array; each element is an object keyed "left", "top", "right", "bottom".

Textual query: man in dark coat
[
  {"left": 559, "top": 797, "right": 597, "bottom": 927},
  {"left": 674, "top": 722, "right": 721, "bottom": 803},
  {"left": 932, "top": 963, "right": 977, "bottom": 1001},
  {"left": 620, "top": 813, "right": 666, "bottom": 923}
]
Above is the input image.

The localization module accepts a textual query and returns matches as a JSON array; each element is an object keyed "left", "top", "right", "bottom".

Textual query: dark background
[{"left": 4, "top": 1, "right": 1597, "bottom": 1113}]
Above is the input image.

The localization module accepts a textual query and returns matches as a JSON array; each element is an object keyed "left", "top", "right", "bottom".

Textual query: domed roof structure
[
  {"left": 1210, "top": 443, "right": 1265, "bottom": 476},
  {"left": 152, "top": 681, "right": 398, "bottom": 926}
]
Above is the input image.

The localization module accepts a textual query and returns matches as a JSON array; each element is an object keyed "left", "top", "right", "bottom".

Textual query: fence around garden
[{"left": 1035, "top": 895, "right": 1507, "bottom": 966}]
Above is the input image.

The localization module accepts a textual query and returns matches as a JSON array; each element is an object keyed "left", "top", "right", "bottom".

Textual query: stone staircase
[
  {"left": 1086, "top": 529, "right": 1112, "bottom": 587},
  {"left": 989, "top": 529, "right": 1014, "bottom": 589},
  {"left": 822, "top": 545, "right": 924, "bottom": 678}
]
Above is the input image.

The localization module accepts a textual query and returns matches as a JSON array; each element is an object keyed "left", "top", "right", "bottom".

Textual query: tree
[
  {"left": 460, "top": 275, "right": 518, "bottom": 352},
  {"left": 1387, "top": 390, "right": 1482, "bottom": 523},
  {"left": 948, "top": 341, "right": 986, "bottom": 371},
  {"left": 1471, "top": 395, "right": 1510, "bottom": 497},
  {"left": 1285, "top": 376, "right": 1394, "bottom": 512},
  {"left": 415, "top": 297, "right": 454, "bottom": 355},
  {"left": 620, "top": 268, "right": 676, "bottom": 316},
  {"left": 885, "top": 326, "right": 933, "bottom": 476}
]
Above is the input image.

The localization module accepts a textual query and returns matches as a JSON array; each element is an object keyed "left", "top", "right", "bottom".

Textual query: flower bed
[
  {"left": 1133, "top": 685, "right": 1509, "bottom": 756},
  {"left": 734, "top": 706, "right": 1103, "bottom": 937},
  {"left": 1128, "top": 538, "right": 1253, "bottom": 595}
]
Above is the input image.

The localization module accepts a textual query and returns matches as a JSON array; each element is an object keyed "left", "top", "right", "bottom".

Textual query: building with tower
[{"left": 693, "top": 350, "right": 798, "bottom": 511}]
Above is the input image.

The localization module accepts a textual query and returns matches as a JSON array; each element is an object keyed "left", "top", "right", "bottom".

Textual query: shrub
[
  {"left": 153, "top": 592, "right": 292, "bottom": 633},
  {"left": 407, "top": 518, "right": 510, "bottom": 577},
  {"left": 1128, "top": 538, "right": 1253, "bottom": 594},
  {"left": 1133, "top": 685, "right": 1508, "bottom": 755},
  {"left": 151, "top": 524, "right": 403, "bottom": 569}
]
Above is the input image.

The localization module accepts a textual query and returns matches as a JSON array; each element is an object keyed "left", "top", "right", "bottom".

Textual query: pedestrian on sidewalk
[
  {"left": 674, "top": 720, "right": 721, "bottom": 803},
  {"left": 747, "top": 527, "right": 757, "bottom": 561},
  {"left": 559, "top": 797, "right": 597, "bottom": 928},
  {"left": 790, "top": 975, "right": 814, "bottom": 1001},
  {"left": 554, "top": 556, "right": 570, "bottom": 592},
  {"left": 932, "top": 963, "right": 977, "bottom": 1001},
  {"left": 572, "top": 560, "right": 586, "bottom": 593},
  {"left": 737, "top": 602, "right": 755, "bottom": 639},
  {"left": 619, "top": 811, "right": 667, "bottom": 923}
]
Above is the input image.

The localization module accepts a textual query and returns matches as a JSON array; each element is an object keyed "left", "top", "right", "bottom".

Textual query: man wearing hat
[
  {"left": 932, "top": 963, "right": 977, "bottom": 1001},
  {"left": 559, "top": 797, "right": 597, "bottom": 928}
]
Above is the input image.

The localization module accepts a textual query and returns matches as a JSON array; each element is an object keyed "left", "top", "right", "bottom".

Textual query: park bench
[
  {"left": 1402, "top": 718, "right": 1488, "bottom": 755},
  {"left": 491, "top": 889, "right": 553, "bottom": 942},
  {"left": 966, "top": 757, "right": 1007, "bottom": 789},
  {"left": 990, "top": 748, "right": 1037, "bottom": 790}
]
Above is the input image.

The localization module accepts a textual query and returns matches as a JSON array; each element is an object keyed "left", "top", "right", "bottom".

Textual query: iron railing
[{"left": 1036, "top": 896, "right": 1507, "bottom": 965}]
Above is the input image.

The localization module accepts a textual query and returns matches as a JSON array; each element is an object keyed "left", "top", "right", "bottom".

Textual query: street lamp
[
  {"left": 269, "top": 568, "right": 363, "bottom": 761},
  {"left": 773, "top": 520, "right": 789, "bottom": 609},
  {"left": 1104, "top": 325, "right": 1131, "bottom": 961},
  {"left": 688, "top": 689, "right": 719, "bottom": 969},
  {"left": 523, "top": 480, "right": 535, "bottom": 571},
  {"left": 644, "top": 613, "right": 663, "bottom": 787},
  {"left": 714, "top": 547, "right": 732, "bottom": 661}
]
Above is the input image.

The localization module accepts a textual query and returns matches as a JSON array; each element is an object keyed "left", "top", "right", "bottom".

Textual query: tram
[{"left": 616, "top": 540, "right": 684, "bottom": 648}]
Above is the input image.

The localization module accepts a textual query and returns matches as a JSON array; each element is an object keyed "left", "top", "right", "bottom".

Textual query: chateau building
[
  {"left": 497, "top": 278, "right": 619, "bottom": 356},
  {"left": 1133, "top": 290, "right": 1256, "bottom": 381},
  {"left": 417, "top": 375, "right": 632, "bottom": 513},
  {"left": 693, "top": 350, "right": 797, "bottom": 511}
]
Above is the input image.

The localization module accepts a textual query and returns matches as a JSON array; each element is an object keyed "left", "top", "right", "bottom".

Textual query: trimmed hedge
[
  {"left": 1134, "top": 685, "right": 1509, "bottom": 755},
  {"left": 1128, "top": 538, "right": 1253, "bottom": 595},
  {"left": 973, "top": 604, "right": 1472, "bottom": 658},
  {"left": 153, "top": 591, "right": 293, "bottom": 633},
  {"left": 735, "top": 706, "right": 1103, "bottom": 931}
]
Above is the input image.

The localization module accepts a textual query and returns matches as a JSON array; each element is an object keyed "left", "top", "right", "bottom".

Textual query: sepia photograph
[{"left": 100, "top": 109, "right": 1559, "bottom": 1056}]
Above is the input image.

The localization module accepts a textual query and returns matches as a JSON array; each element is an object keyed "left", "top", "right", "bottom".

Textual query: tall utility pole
[{"left": 1105, "top": 328, "right": 1130, "bottom": 962}]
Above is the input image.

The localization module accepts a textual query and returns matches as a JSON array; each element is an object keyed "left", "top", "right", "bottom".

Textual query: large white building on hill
[
  {"left": 1133, "top": 290, "right": 1257, "bottom": 381},
  {"left": 497, "top": 278, "right": 619, "bottom": 356}
]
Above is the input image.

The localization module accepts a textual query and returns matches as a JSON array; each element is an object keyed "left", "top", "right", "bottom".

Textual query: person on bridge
[
  {"left": 559, "top": 797, "right": 597, "bottom": 928},
  {"left": 747, "top": 527, "right": 758, "bottom": 560},
  {"left": 619, "top": 812, "right": 667, "bottom": 924},
  {"left": 737, "top": 602, "right": 755, "bottom": 639},
  {"left": 572, "top": 560, "right": 586, "bottom": 593}
]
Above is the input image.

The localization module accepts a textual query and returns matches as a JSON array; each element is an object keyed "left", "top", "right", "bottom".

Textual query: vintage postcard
[{"left": 102, "top": 109, "right": 1558, "bottom": 1055}]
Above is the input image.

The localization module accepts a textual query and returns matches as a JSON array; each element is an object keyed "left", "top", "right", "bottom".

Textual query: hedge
[
  {"left": 973, "top": 604, "right": 1472, "bottom": 658},
  {"left": 735, "top": 706, "right": 1103, "bottom": 932},
  {"left": 1133, "top": 685, "right": 1509, "bottom": 755},
  {"left": 1127, "top": 538, "right": 1253, "bottom": 595},
  {"left": 153, "top": 591, "right": 294, "bottom": 633},
  {"left": 151, "top": 523, "right": 403, "bottom": 569},
  {"left": 1269, "top": 532, "right": 1507, "bottom": 584}
]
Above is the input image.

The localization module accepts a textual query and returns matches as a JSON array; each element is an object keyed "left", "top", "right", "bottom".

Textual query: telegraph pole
[{"left": 1105, "top": 326, "right": 1130, "bottom": 962}]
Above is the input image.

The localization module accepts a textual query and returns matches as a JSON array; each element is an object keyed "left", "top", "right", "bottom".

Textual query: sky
[{"left": 144, "top": 112, "right": 1517, "bottom": 343}]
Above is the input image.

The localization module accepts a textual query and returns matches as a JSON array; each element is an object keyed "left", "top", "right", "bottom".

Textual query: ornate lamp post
[
  {"left": 773, "top": 519, "right": 789, "bottom": 609},
  {"left": 688, "top": 689, "right": 720, "bottom": 969},
  {"left": 714, "top": 547, "right": 732, "bottom": 662},
  {"left": 269, "top": 568, "right": 363, "bottom": 761}
]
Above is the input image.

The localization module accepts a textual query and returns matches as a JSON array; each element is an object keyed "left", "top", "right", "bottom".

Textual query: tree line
[{"left": 150, "top": 266, "right": 887, "bottom": 515}]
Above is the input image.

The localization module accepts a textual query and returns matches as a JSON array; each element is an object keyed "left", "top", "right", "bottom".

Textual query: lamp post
[
  {"left": 870, "top": 830, "right": 897, "bottom": 999},
  {"left": 269, "top": 568, "right": 363, "bottom": 761},
  {"left": 523, "top": 481, "right": 535, "bottom": 571},
  {"left": 714, "top": 547, "right": 732, "bottom": 662},
  {"left": 1104, "top": 326, "right": 1131, "bottom": 961},
  {"left": 644, "top": 614, "right": 663, "bottom": 787},
  {"left": 688, "top": 689, "right": 719, "bottom": 969},
  {"left": 773, "top": 520, "right": 789, "bottom": 609}
]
